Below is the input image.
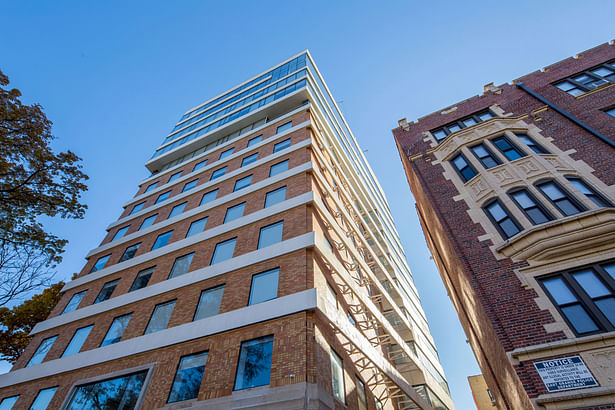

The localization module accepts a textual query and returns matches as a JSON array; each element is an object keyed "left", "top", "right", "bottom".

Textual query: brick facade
[
  {"left": 1, "top": 53, "right": 450, "bottom": 410},
  {"left": 394, "top": 41, "right": 615, "bottom": 409}
]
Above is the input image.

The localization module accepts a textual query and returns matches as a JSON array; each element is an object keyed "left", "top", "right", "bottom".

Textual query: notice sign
[{"left": 534, "top": 356, "right": 598, "bottom": 392}]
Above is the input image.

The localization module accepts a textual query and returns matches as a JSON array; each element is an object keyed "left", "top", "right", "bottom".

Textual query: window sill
[{"left": 495, "top": 208, "right": 615, "bottom": 263}]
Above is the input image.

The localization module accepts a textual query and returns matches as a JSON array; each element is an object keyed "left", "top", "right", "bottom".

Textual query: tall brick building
[
  {"left": 0, "top": 52, "right": 453, "bottom": 409},
  {"left": 393, "top": 41, "right": 615, "bottom": 409}
]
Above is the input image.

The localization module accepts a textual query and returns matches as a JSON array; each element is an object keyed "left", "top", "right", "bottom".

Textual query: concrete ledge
[
  {"left": 34, "top": 232, "right": 316, "bottom": 334},
  {"left": 535, "top": 385, "right": 615, "bottom": 410},
  {"left": 161, "top": 382, "right": 334, "bottom": 410},
  {"left": 66, "top": 192, "right": 314, "bottom": 292},
  {"left": 110, "top": 138, "right": 312, "bottom": 230},
  {"left": 511, "top": 330, "right": 615, "bottom": 361},
  {"left": 1, "top": 289, "right": 317, "bottom": 388},
  {"left": 91, "top": 166, "right": 313, "bottom": 257},
  {"left": 124, "top": 122, "right": 311, "bottom": 209}
]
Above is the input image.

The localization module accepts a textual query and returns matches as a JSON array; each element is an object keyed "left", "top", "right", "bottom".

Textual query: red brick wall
[{"left": 393, "top": 42, "right": 615, "bottom": 406}]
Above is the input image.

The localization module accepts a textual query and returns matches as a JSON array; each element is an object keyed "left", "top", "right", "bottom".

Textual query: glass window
[
  {"left": 168, "top": 253, "right": 195, "bottom": 279},
  {"left": 101, "top": 313, "right": 132, "bottom": 346},
  {"left": 491, "top": 136, "right": 525, "bottom": 161},
  {"left": 30, "top": 387, "right": 57, "bottom": 410},
  {"left": 169, "top": 171, "right": 182, "bottom": 183},
  {"left": 112, "top": 225, "right": 130, "bottom": 241},
  {"left": 566, "top": 177, "right": 611, "bottom": 207},
  {"left": 62, "top": 290, "right": 86, "bottom": 314},
  {"left": 555, "top": 62, "right": 615, "bottom": 95},
  {"left": 130, "top": 202, "right": 145, "bottom": 215},
  {"left": 470, "top": 143, "right": 500, "bottom": 168},
  {"left": 90, "top": 254, "right": 111, "bottom": 273},
  {"left": 193, "top": 159, "right": 208, "bottom": 172},
  {"left": 542, "top": 277, "right": 600, "bottom": 334},
  {"left": 537, "top": 181, "right": 584, "bottom": 216},
  {"left": 330, "top": 349, "right": 345, "bottom": 402},
  {"left": 234, "top": 175, "right": 252, "bottom": 192},
  {"left": 224, "top": 203, "right": 245, "bottom": 223},
  {"left": 573, "top": 269, "right": 615, "bottom": 327},
  {"left": 516, "top": 133, "right": 548, "bottom": 154},
  {"left": 139, "top": 214, "right": 157, "bottom": 230},
  {"left": 269, "top": 160, "right": 289, "bottom": 177},
  {"left": 356, "top": 377, "right": 367, "bottom": 410},
  {"left": 119, "top": 243, "right": 141, "bottom": 262},
  {"left": 247, "top": 135, "right": 262, "bottom": 147},
  {"left": 265, "top": 186, "right": 286, "bottom": 208},
  {"left": 66, "top": 370, "right": 148, "bottom": 410},
  {"left": 169, "top": 202, "right": 187, "bottom": 219},
  {"left": 210, "top": 167, "right": 227, "bottom": 180},
  {"left": 94, "top": 279, "right": 120, "bottom": 304},
  {"left": 27, "top": 336, "right": 57, "bottom": 367},
  {"left": 129, "top": 267, "right": 154, "bottom": 292},
  {"left": 168, "top": 351, "right": 209, "bottom": 403},
  {"left": 219, "top": 147, "right": 234, "bottom": 160},
  {"left": 430, "top": 110, "right": 494, "bottom": 141},
  {"left": 182, "top": 179, "right": 198, "bottom": 192},
  {"left": 0, "top": 396, "right": 18, "bottom": 410},
  {"left": 200, "top": 189, "right": 218, "bottom": 206},
  {"left": 249, "top": 268, "right": 279, "bottom": 305},
  {"left": 241, "top": 153, "right": 258, "bottom": 167},
  {"left": 484, "top": 199, "right": 521, "bottom": 238},
  {"left": 276, "top": 122, "right": 292, "bottom": 134},
  {"left": 258, "top": 221, "right": 283, "bottom": 249},
  {"left": 156, "top": 191, "right": 171, "bottom": 204},
  {"left": 448, "top": 123, "right": 462, "bottom": 133},
  {"left": 145, "top": 182, "right": 158, "bottom": 193},
  {"left": 273, "top": 138, "right": 291, "bottom": 153},
  {"left": 211, "top": 238, "right": 236, "bottom": 264},
  {"left": 509, "top": 189, "right": 553, "bottom": 225},
  {"left": 151, "top": 231, "right": 173, "bottom": 250},
  {"left": 234, "top": 335, "right": 274, "bottom": 390},
  {"left": 144, "top": 300, "right": 176, "bottom": 334},
  {"left": 605, "top": 107, "right": 615, "bottom": 118},
  {"left": 463, "top": 117, "right": 477, "bottom": 127},
  {"left": 451, "top": 153, "right": 477, "bottom": 182},
  {"left": 194, "top": 285, "right": 225, "bottom": 321},
  {"left": 432, "top": 129, "right": 447, "bottom": 141},
  {"left": 62, "top": 325, "right": 93, "bottom": 357},
  {"left": 186, "top": 217, "right": 208, "bottom": 238}
]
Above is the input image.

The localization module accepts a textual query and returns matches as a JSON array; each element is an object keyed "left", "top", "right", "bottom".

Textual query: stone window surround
[{"left": 427, "top": 113, "right": 615, "bottom": 258}]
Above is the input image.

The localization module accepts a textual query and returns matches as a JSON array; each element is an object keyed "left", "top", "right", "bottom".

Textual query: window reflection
[
  {"left": 234, "top": 336, "right": 274, "bottom": 390},
  {"left": 168, "top": 352, "right": 208, "bottom": 403},
  {"left": 66, "top": 370, "right": 148, "bottom": 410}
]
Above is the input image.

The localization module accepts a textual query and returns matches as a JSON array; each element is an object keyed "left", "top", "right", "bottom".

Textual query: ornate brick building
[
  {"left": 0, "top": 52, "right": 453, "bottom": 409},
  {"left": 393, "top": 41, "right": 615, "bottom": 409}
]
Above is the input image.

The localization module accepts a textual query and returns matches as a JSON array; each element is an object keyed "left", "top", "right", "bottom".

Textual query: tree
[
  {"left": 0, "top": 68, "right": 88, "bottom": 305},
  {"left": 0, "top": 282, "right": 64, "bottom": 363}
]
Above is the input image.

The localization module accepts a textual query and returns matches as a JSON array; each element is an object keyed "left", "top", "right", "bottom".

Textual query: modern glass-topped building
[{"left": 0, "top": 51, "right": 453, "bottom": 410}]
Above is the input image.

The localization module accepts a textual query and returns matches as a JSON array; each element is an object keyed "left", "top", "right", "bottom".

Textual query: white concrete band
[
  {"left": 111, "top": 137, "right": 311, "bottom": 229},
  {"left": 90, "top": 162, "right": 313, "bottom": 257},
  {"left": 34, "top": 232, "right": 316, "bottom": 335},
  {"left": 65, "top": 193, "right": 314, "bottom": 292},
  {"left": 129, "top": 119, "right": 311, "bottom": 207},
  {"left": 1, "top": 288, "right": 317, "bottom": 388}
]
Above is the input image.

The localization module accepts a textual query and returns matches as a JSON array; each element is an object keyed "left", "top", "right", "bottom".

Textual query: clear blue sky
[{"left": 3, "top": 1, "right": 615, "bottom": 409}]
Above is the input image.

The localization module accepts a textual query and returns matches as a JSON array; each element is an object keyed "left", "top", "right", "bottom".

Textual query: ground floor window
[{"left": 65, "top": 370, "right": 148, "bottom": 409}]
